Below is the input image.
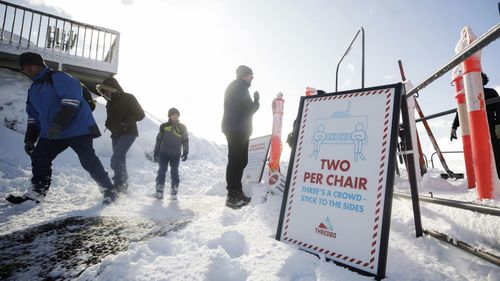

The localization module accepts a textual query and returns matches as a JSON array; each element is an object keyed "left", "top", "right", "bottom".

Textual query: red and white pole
[
  {"left": 268, "top": 92, "right": 285, "bottom": 173},
  {"left": 306, "top": 87, "right": 316, "bottom": 96},
  {"left": 451, "top": 65, "right": 475, "bottom": 189},
  {"left": 457, "top": 26, "right": 495, "bottom": 199}
]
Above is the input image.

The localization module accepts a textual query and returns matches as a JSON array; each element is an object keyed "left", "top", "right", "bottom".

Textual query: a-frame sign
[{"left": 276, "top": 83, "right": 402, "bottom": 279}]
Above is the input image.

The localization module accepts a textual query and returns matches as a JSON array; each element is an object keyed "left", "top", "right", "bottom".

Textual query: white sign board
[
  {"left": 266, "top": 171, "right": 286, "bottom": 195},
  {"left": 242, "top": 135, "right": 272, "bottom": 183},
  {"left": 276, "top": 84, "right": 402, "bottom": 279}
]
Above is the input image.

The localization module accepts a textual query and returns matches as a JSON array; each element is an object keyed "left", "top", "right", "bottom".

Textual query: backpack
[{"left": 40, "top": 70, "right": 97, "bottom": 111}]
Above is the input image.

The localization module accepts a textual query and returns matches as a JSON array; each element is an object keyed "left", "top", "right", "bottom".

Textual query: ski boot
[
  {"left": 102, "top": 189, "right": 117, "bottom": 204},
  {"left": 6, "top": 180, "right": 49, "bottom": 204},
  {"left": 170, "top": 184, "right": 179, "bottom": 200},
  {"left": 155, "top": 184, "right": 164, "bottom": 200}
]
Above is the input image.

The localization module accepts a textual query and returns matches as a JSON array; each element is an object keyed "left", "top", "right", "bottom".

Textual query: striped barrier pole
[
  {"left": 451, "top": 65, "right": 475, "bottom": 189},
  {"left": 268, "top": 92, "right": 284, "bottom": 173},
  {"left": 458, "top": 26, "right": 494, "bottom": 199}
]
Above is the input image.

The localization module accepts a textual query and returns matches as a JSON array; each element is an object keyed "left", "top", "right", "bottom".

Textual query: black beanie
[
  {"left": 236, "top": 65, "right": 253, "bottom": 79},
  {"left": 101, "top": 77, "right": 124, "bottom": 93},
  {"left": 19, "top": 52, "right": 46, "bottom": 69},
  {"left": 168, "top": 107, "right": 180, "bottom": 117}
]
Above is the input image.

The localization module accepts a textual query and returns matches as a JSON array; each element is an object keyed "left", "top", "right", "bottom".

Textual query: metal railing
[
  {"left": 335, "top": 27, "right": 365, "bottom": 92},
  {"left": 405, "top": 24, "right": 500, "bottom": 98},
  {"left": 0, "top": 0, "right": 119, "bottom": 64}
]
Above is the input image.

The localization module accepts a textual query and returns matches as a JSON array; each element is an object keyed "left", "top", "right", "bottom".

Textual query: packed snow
[{"left": 0, "top": 68, "right": 499, "bottom": 280}]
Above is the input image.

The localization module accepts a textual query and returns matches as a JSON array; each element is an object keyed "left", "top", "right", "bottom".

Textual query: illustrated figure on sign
[
  {"left": 351, "top": 122, "right": 367, "bottom": 161},
  {"left": 310, "top": 124, "right": 327, "bottom": 159}
]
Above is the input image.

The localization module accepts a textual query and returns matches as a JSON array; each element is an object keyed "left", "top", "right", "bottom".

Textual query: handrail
[
  {"left": 430, "top": 151, "right": 463, "bottom": 169},
  {"left": 405, "top": 24, "right": 500, "bottom": 98},
  {"left": 394, "top": 191, "right": 500, "bottom": 216},
  {"left": 414, "top": 96, "right": 500, "bottom": 123},
  {"left": 0, "top": 0, "right": 120, "bottom": 66},
  {"left": 335, "top": 27, "right": 365, "bottom": 92},
  {"left": 0, "top": 0, "right": 118, "bottom": 33}
]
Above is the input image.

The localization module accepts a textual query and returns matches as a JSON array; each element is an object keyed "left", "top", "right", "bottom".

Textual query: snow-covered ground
[{"left": 0, "top": 68, "right": 499, "bottom": 280}]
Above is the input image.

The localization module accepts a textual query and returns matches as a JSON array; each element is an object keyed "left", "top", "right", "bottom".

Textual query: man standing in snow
[
  {"left": 221, "top": 65, "right": 260, "bottom": 208},
  {"left": 450, "top": 72, "right": 500, "bottom": 178},
  {"left": 96, "top": 78, "right": 145, "bottom": 195},
  {"left": 153, "top": 107, "right": 189, "bottom": 199},
  {"left": 11, "top": 52, "right": 116, "bottom": 204}
]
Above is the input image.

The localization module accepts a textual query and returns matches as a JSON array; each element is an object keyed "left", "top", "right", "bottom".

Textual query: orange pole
[
  {"left": 459, "top": 26, "right": 494, "bottom": 199},
  {"left": 452, "top": 66, "right": 475, "bottom": 189},
  {"left": 268, "top": 93, "right": 284, "bottom": 173}
]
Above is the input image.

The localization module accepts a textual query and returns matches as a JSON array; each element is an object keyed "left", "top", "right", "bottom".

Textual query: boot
[
  {"left": 102, "top": 189, "right": 117, "bottom": 204},
  {"left": 236, "top": 189, "right": 251, "bottom": 203},
  {"left": 225, "top": 191, "right": 248, "bottom": 209},
  {"left": 116, "top": 182, "right": 128, "bottom": 195},
  {"left": 24, "top": 179, "right": 50, "bottom": 203},
  {"left": 155, "top": 184, "right": 164, "bottom": 200},
  {"left": 170, "top": 184, "right": 179, "bottom": 196}
]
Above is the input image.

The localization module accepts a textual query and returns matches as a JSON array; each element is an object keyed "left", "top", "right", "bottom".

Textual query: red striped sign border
[{"left": 283, "top": 88, "right": 393, "bottom": 269}]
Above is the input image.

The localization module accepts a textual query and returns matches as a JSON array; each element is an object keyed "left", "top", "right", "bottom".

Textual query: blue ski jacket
[{"left": 26, "top": 67, "right": 100, "bottom": 139}]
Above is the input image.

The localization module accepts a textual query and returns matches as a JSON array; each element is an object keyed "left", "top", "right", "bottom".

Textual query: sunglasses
[{"left": 96, "top": 84, "right": 117, "bottom": 96}]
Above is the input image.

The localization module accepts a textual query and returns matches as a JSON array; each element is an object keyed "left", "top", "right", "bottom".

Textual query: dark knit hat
[
  {"left": 100, "top": 77, "right": 124, "bottom": 93},
  {"left": 19, "top": 52, "right": 46, "bottom": 69},
  {"left": 236, "top": 65, "right": 253, "bottom": 79},
  {"left": 168, "top": 107, "right": 180, "bottom": 117}
]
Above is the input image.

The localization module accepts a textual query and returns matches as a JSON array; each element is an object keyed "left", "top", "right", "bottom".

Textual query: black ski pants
[
  {"left": 224, "top": 132, "right": 250, "bottom": 196},
  {"left": 31, "top": 135, "right": 113, "bottom": 192}
]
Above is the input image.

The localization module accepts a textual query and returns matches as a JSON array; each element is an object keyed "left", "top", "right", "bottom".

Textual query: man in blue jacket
[
  {"left": 9, "top": 52, "right": 116, "bottom": 204},
  {"left": 221, "top": 65, "right": 260, "bottom": 208}
]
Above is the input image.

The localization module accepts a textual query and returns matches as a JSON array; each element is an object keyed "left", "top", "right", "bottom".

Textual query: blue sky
[{"left": 7, "top": 0, "right": 500, "bottom": 168}]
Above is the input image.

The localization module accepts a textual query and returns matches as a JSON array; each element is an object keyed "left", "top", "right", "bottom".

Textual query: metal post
[
  {"left": 18, "top": 9, "right": 24, "bottom": 46},
  {"left": 35, "top": 14, "right": 41, "bottom": 47},
  {"left": 27, "top": 11, "right": 33, "bottom": 48},
  {"left": 9, "top": 7, "right": 16, "bottom": 44},
  {"left": 44, "top": 16, "right": 50, "bottom": 49},
  {"left": 400, "top": 93, "right": 423, "bottom": 237},
  {"left": 89, "top": 28, "right": 93, "bottom": 59},
  {"left": 95, "top": 29, "right": 100, "bottom": 60},
  {"left": 1, "top": 4, "right": 7, "bottom": 40},
  {"left": 54, "top": 18, "right": 58, "bottom": 49},
  {"left": 61, "top": 20, "right": 65, "bottom": 52},
  {"left": 102, "top": 31, "right": 106, "bottom": 61},
  {"left": 335, "top": 27, "right": 365, "bottom": 92},
  {"left": 75, "top": 25, "right": 80, "bottom": 56},
  {"left": 82, "top": 26, "right": 87, "bottom": 57}
]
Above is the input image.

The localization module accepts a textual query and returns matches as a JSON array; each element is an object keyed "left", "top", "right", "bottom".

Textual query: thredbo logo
[{"left": 315, "top": 217, "right": 337, "bottom": 239}]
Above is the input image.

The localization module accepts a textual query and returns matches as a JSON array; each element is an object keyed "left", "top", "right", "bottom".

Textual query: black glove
[
  {"left": 47, "top": 123, "right": 62, "bottom": 139},
  {"left": 254, "top": 91, "right": 260, "bottom": 103},
  {"left": 24, "top": 141, "right": 36, "bottom": 156},
  {"left": 181, "top": 153, "right": 188, "bottom": 161},
  {"left": 450, "top": 128, "right": 457, "bottom": 141},
  {"left": 153, "top": 152, "right": 159, "bottom": 163}
]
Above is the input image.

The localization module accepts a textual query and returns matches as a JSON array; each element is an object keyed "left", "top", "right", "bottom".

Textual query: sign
[
  {"left": 276, "top": 84, "right": 402, "bottom": 279},
  {"left": 266, "top": 171, "right": 286, "bottom": 195},
  {"left": 242, "top": 135, "right": 272, "bottom": 183}
]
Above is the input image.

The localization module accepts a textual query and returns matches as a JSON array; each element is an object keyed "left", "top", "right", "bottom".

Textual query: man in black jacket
[
  {"left": 450, "top": 72, "right": 500, "bottom": 178},
  {"left": 97, "top": 77, "right": 145, "bottom": 194},
  {"left": 221, "top": 65, "right": 260, "bottom": 208},
  {"left": 153, "top": 107, "right": 189, "bottom": 199}
]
